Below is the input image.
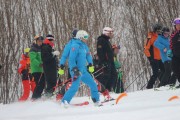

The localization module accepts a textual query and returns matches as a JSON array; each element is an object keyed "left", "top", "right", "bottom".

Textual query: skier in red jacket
[{"left": 18, "top": 48, "right": 36, "bottom": 101}]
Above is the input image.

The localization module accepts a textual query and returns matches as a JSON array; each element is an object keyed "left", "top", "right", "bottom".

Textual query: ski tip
[
  {"left": 168, "top": 96, "right": 179, "bottom": 102},
  {"left": 115, "top": 92, "right": 127, "bottom": 104}
]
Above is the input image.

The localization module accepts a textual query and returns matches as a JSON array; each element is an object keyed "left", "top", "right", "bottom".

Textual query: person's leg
[
  {"left": 172, "top": 57, "right": 180, "bottom": 86},
  {"left": 159, "top": 61, "right": 171, "bottom": 87},
  {"left": 32, "top": 73, "right": 45, "bottom": 99},
  {"left": 19, "top": 70, "right": 30, "bottom": 101},
  {"left": 19, "top": 80, "right": 30, "bottom": 101},
  {"left": 105, "top": 62, "right": 117, "bottom": 91},
  {"left": 61, "top": 76, "right": 81, "bottom": 103},
  {"left": 82, "top": 71, "right": 99, "bottom": 102},
  {"left": 146, "top": 60, "right": 159, "bottom": 89},
  {"left": 158, "top": 60, "right": 165, "bottom": 82}
]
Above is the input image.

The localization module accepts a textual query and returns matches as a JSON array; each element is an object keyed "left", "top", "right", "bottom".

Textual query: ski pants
[
  {"left": 62, "top": 70, "right": 99, "bottom": 103},
  {"left": 147, "top": 60, "right": 164, "bottom": 88},
  {"left": 172, "top": 56, "right": 180, "bottom": 83},
  {"left": 32, "top": 73, "right": 45, "bottom": 99},
  {"left": 159, "top": 61, "right": 172, "bottom": 87}
]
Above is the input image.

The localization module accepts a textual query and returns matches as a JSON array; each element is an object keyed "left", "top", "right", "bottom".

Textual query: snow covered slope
[{"left": 0, "top": 88, "right": 180, "bottom": 120}]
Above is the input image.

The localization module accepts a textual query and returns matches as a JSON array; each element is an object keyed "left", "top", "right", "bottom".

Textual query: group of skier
[
  {"left": 17, "top": 17, "right": 180, "bottom": 106},
  {"left": 17, "top": 27, "right": 124, "bottom": 106},
  {"left": 144, "top": 17, "right": 180, "bottom": 89}
]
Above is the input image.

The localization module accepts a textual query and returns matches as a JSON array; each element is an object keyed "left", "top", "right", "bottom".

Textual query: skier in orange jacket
[
  {"left": 144, "top": 23, "right": 164, "bottom": 89},
  {"left": 18, "top": 48, "right": 36, "bottom": 101}
]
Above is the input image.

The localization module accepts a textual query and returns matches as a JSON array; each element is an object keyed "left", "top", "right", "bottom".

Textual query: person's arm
[
  {"left": 68, "top": 44, "right": 79, "bottom": 71},
  {"left": 41, "top": 45, "right": 54, "bottom": 62},
  {"left": 59, "top": 43, "right": 70, "bottom": 66},
  {"left": 97, "top": 38, "right": 106, "bottom": 63},
  {"left": 29, "top": 52, "right": 42, "bottom": 67},
  {"left": 144, "top": 37, "right": 152, "bottom": 58},
  {"left": 154, "top": 37, "right": 166, "bottom": 51},
  {"left": 86, "top": 45, "right": 93, "bottom": 65}
]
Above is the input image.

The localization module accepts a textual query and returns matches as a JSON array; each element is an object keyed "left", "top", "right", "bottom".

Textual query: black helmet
[
  {"left": 152, "top": 23, "right": 162, "bottom": 32},
  {"left": 72, "top": 28, "right": 79, "bottom": 38},
  {"left": 162, "top": 27, "right": 170, "bottom": 33},
  {"left": 36, "top": 36, "right": 44, "bottom": 41}
]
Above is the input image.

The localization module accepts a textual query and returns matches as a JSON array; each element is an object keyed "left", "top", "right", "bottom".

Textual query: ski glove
[
  {"left": 167, "top": 50, "right": 173, "bottom": 58},
  {"left": 52, "top": 51, "right": 60, "bottom": 56},
  {"left": 58, "top": 65, "right": 65, "bottom": 75},
  {"left": 72, "top": 67, "right": 81, "bottom": 80},
  {"left": 88, "top": 63, "right": 94, "bottom": 73}
]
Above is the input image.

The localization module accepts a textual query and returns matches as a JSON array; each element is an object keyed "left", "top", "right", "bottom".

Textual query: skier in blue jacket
[
  {"left": 154, "top": 27, "right": 172, "bottom": 87},
  {"left": 56, "top": 29, "right": 79, "bottom": 101},
  {"left": 61, "top": 30, "right": 100, "bottom": 107}
]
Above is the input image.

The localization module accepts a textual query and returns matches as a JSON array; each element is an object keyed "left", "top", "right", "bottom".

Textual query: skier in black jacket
[
  {"left": 168, "top": 18, "right": 180, "bottom": 88},
  {"left": 41, "top": 34, "right": 60, "bottom": 98},
  {"left": 97, "top": 27, "right": 117, "bottom": 91}
]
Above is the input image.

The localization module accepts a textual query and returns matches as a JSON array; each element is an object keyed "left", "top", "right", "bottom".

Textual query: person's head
[
  {"left": 75, "top": 30, "right": 89, "bottom": 43},
  {"left": 34, "top": 36, "right": 44, "bottom": 46},
  {"left": 24, "top": 47, "right": 30, "bottom": 57},
  {"left": 46, "top": 34, "right": 54, "bottom": 42},
  {"left": 112, "top": 44, "right": 120, "bottom": 55},
  {"left": 72, "top": 28, "right": 79, "bottom": 38},
  {"left": 102, "top": 27, "right": 114, "bottom": 38},
  {"left": 161, "top": 27, "right": 170, "bottom": 38},
  {"left": 173, "top": 18, "right": 180, "bottom": 31},
  {"left": 152, "top": 23, "right": 162, "bottom": 34}
]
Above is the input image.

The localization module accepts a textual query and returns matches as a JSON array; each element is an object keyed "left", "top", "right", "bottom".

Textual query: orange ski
[
  {"left": 168, "top": 96, "right": 179, "bottom": 101},
  {"left": 116, "top": 92, "right": 127, "bottom": 104}
]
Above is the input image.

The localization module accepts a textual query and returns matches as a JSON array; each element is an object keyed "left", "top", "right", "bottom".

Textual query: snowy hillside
[{"left": 1, "top": 87, "right": 180, "bottom": 120}]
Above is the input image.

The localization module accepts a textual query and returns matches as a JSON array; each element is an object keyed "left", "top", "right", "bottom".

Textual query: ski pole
[
  {"left": 125, "top": 70, "right": 145, "bottom": 91},
  {"left": 92, "top": 65, "right": 106, "bottom": 76}
]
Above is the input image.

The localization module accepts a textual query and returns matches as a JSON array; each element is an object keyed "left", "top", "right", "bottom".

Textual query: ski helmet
[
  {"left": 24, "top": 48, "right": 30, "bottom": 53},
  {"left": 72, "top": 28, "right": 79, "bottom": 38},
  {"left": 75, "top": 30, "right": 89, "bottom": 40},
  {"left": 152, "top": 23, "right": 162, "bottom": 32},
  {"left": 162, "top": 27, "right": 170, "bottom": 33},
  {"left": 173, "top": 18, "right": 180, "bottom": 25},
  {"left": 34, "top": 35, "right": 44, "bottom": 41},
  {"left": 46, "top": 34, "right": 54, "bottom": 41},
  {"left": 103, "top": 27, "right": 113, "bottom": 34}
]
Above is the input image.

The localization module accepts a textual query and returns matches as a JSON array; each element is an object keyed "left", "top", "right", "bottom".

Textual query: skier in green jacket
[
  {"left": 30, "top": 35, "right": 45, "bottom": 100},
  {"left": 112, "top": 44, "right": 124, "bottom": 93}
]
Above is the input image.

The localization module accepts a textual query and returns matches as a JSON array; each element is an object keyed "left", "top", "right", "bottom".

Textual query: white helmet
[
  {"left": 75, "top": 30, "right": 89, "bottom": 40},
  {"left": 103, "top": 27, "right": 113, "bottom": 34}
]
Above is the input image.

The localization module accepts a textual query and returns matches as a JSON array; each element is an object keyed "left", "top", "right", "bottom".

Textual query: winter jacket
[
  {"left": 68, "top": 39, "right": 93, "bottom": 72},
  {"left": 97, "top": 34, "right": 114, "bottom": 63},
  {"left": 18, "top": 54, "right": 31, "bottom": 74},
  {"left": 114, "top": 56, "right": 121, "bottom": 69},
  {"left": 154, "top": 35, "right": 171, "bottom": 63},
  {"left": 60, "top": 38, "right": 92, "bottom": 66},
  {"left": 170, "top": 30, "right": 180, "bottom": 58},
  {"left": 29, "top": 43, "right": 43, "bottom": 73},
  {"left": 41, "top": 39, "right": 57, "bottom": 91},
  {"left": 144, "top": 32, "right": 161, "bottom": 60}
]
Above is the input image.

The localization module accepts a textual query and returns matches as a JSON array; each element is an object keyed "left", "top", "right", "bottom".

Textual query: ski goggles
[
  {"left": 83, "top": 35, "right": 89, "bottom": 40},
  {"left": 163, "top": 32, "right": 170, "bottom": 37},
  {"left": 104, "top": 30, "right": 114, "bottom": 34}
]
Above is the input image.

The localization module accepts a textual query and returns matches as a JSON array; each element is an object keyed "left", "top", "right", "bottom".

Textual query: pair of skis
[{"left": 71, "top": 92, "right": 127, "bottom": 107}]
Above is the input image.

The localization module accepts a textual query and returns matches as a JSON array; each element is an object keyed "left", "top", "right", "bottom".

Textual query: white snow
[{"left": 0, "top": 88, "right": 180, "bottom": 120}]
